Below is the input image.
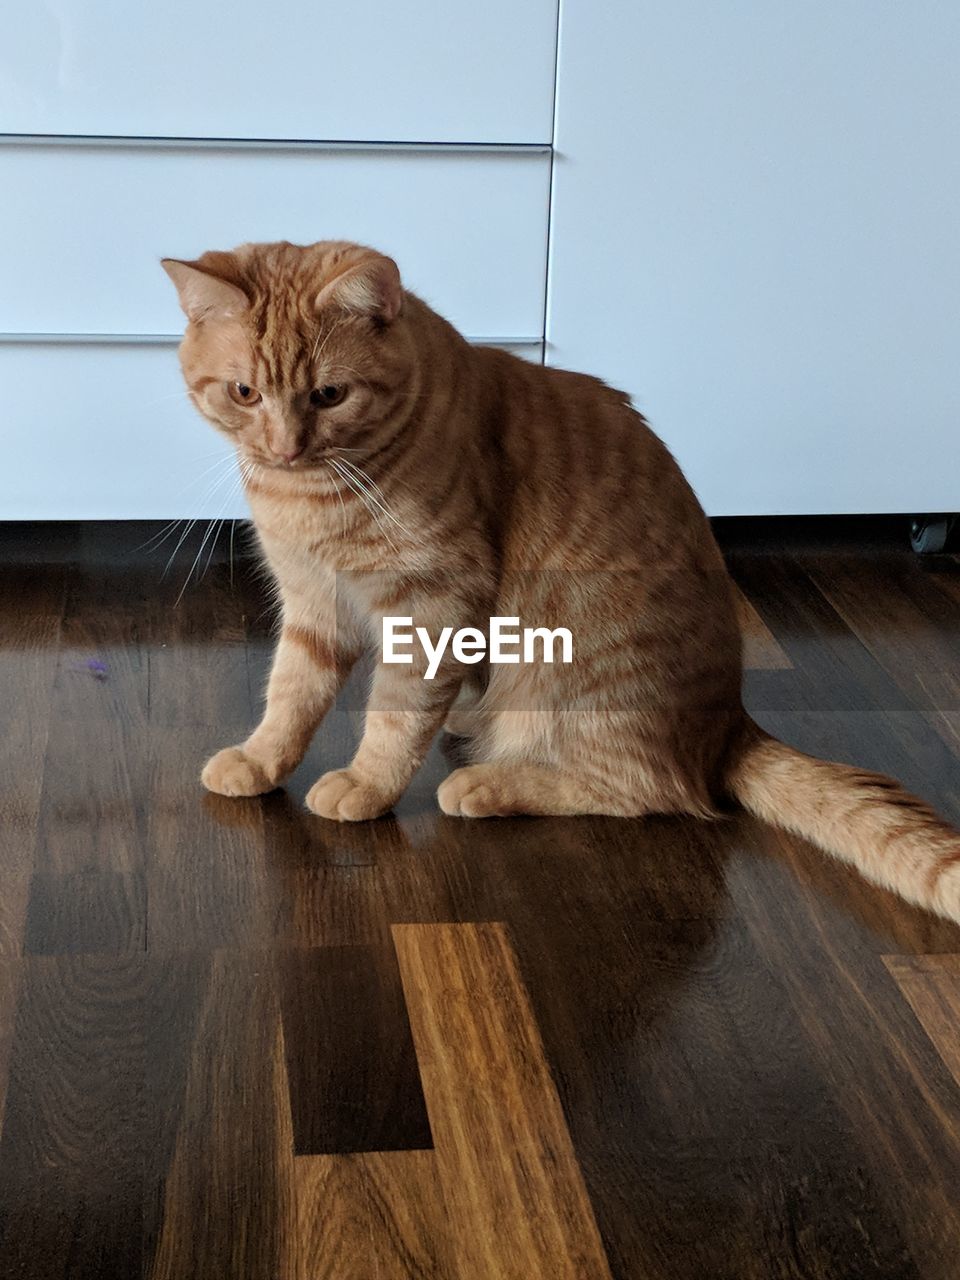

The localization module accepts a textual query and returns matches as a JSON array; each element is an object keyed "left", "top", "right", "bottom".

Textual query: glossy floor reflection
[{"left": 0, "top": 517, "right": 958, "bottom": 1279}]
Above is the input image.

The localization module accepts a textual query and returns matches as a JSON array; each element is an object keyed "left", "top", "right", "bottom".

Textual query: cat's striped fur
[{"left": 163, "top": 240, "right": 960, "bottom": 922}]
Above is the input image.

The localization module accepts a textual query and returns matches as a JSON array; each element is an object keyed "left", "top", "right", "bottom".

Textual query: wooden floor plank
[
  {"left": 0, "top": 959, "right": 18, "bottom": 1140},
  {"left": 359, "top": 1151, "right": 454, "bottom": 1279},
  {"left": 0, "top": 615, "right": 60, "bottom": 956},
  {"left": 725, "top": 828, "right": 960, "bottom": 1280},
  {"left": 29, "top": 718, "right": 147, "bottom": 954},
  {"left": 144, "top": 727, "right": 275, "bottom": 953},
  {"left": 392, "top": 922, "right": 613, "bottom": 1280},
  {"left": 294, "top": 1154, "right": 372, "bottom": 1280},
  {"left": 31, "top": 594, "right": 149, "bottom": 954},
  {"left": 734, "top": 585, "right": 793, "bottom": 669},
  {"left": 148, "top": 952, "right": 298, "bottom": 1280},
  {"left": 728, "top": 552, "right": 916, "bottom": 713},
  {"left": 0, "top": 955, "right": 149, "bottom": 1279},
  {"left": 805, "top": 554, "right": 960, "bottom": 692},
  {"left": 883, "top": 955, "right": 960, "bottom": 1090},
  {"left": 279, "top": 944, "right": 432, "bottom": 1155},
  {"left": 296, "top": 1150, "right": 452, "bottom": 1280},
  {"left": 141, "top": 951, "right": 212, "bottom": 1280}
]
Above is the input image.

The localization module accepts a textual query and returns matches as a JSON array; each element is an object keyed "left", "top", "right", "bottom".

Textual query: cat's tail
[{"left": 725, "top": 719, "right": 960, "bottom": 921}]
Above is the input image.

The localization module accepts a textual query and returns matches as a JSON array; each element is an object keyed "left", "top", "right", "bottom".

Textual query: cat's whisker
[
  {"left": 190, "top": 473, "right": 248, "bottom": 596},
  {"left": 139, "top": 388, "right": 196, "bottom": 410},
  {"left": 201, "top": 488, "right": 242, "bottom": 583},
  {"left": 328, "top": 457, "right": 400, "bottom": 553},
  {"left": 135, "top": 517, "right": 184, "bottom": 555},
  {"left": 163, "top": 462, "right": 241, "bottom": 579},
  {"left": 132, "top": 456, "right": 239, "bottom": 555},
  {"left": 335, "top": 456, "right": 391, "bottom": 505},
  {"left": 177, "top": 511, "right": 226, "bottom": 605},
  {"left": 186, "top": 453, "right": 240, "bottom": 486},
  {"left": 200, "top": 518, "right": 224, "bottom": 582},
  {"left": 334, "top": 456, "right": 412, "bottom": 537},
  {"left": 162, "top": 519, "right": 199, "bottom": 578},
  {"left": 327, "top": 457, "right": 396, "bottom": 539},
  {"left": 332, "top": 447, "right": 418, "bottom": 499},
  {"left": 175, "top": 523, "right": 214, "bottom": 605},
  {"left": 324, "top": 463, "right": 349, "bottom": 539},
  {"left": 334, "top": 462, "right": 397, "bottom": 523}
]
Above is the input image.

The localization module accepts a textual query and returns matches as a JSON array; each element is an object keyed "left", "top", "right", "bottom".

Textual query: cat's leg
[
  {"left": 442, "top": 669, "right": 485, "bottom": 737},
  {"left": 438, "top": 762, "right": 646, "bottom": 817},
  {"left": 202, "top": 622, "right": 357, "bottom": 797},
  {"left": 307, "top": 658, "right": 461, "bottom": 821}
]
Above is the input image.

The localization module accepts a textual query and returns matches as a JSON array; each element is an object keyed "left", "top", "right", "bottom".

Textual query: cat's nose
[{"left": 278, "top": 445, "right": 305, "bottom": 464}]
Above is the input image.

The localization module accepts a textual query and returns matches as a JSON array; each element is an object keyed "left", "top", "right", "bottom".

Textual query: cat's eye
[
  {"left": 310, "top": 384, "right": 347, "bottom": 408},
  {"left": 227, "top": 382, "right": 262, "bottom": 406}
]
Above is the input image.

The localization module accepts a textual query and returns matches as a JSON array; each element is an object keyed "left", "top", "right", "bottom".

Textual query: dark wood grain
[
  {"left": 0, "top": 955, "right": 148, "bottom": 1279},
  {"left": 148, "top": 950, "right": 297, "bottom": 1280},
  {"left": 0, "top": 518, "right": 959, "bottom": 1279},
  {"left": 29, "top": 582, "right": 150, "bottom": 954},
  {"left": 278, "top": 943, "right": 432, "bottom": 1155},
  {"left": 139, "top": 950, "right": 212, "bottom": 1279},
  {"left": 883, "top": 955, "right": 960, "bottom": 1089},
  {"left": 0, "top": 960, "right": 17, "bottom": 1140},
  {"left": 734, "top": 583, "right": 793, "bottom": 670},
  {"left": 0, "top": 614, "right": 59, "bottom": 956}
]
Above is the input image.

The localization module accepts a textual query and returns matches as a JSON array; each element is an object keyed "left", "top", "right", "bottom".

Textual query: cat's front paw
[
  {"left": 306, "top": 769, "right": 394, "bottom": 821},
  {"left": 201, "top": 746, "right": 275, "bottom": 797}
]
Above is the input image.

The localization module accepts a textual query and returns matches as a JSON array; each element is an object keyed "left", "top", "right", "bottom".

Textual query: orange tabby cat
[{"left": 163, "top": 240, "right": 960, "bottom": 921}]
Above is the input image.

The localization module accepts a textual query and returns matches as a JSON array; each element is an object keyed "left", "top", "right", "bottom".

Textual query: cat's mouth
[
  {"left": 243, "top": 450, "right": 321, "bottom": 471},
  {"left": 241, "top": 445, "right": 362, "bottom": 473}
]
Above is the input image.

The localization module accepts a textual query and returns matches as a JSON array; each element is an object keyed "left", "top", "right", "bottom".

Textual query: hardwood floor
[{"left": 0, "top": 515, "right": 958, "bottom": 1279}]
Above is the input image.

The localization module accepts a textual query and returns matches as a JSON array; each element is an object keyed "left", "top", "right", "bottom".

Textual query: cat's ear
[
  {"left": 161, "top": 257, "right": 250, "bottom": 323},
  {"left": 315, "top": 253, "right": 403, "bottom": 324}
]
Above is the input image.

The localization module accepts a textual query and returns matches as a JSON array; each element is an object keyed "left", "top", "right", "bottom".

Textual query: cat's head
[{"left": 162, "top": 241, "right": 415, "bottom": 469}]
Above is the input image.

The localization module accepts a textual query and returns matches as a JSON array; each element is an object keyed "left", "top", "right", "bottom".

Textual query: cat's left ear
[
  {"left": 161, "top": 257, "right": 250, "bottom": 323},
  {"left": 315, "top": 253, "right": 403, "bottom": 324}
]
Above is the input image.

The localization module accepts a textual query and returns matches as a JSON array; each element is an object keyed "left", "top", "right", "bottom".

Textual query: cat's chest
[
  {"left": 254, "top": 514, "right": 387, "bottom": 602},
  {"left": 249, "top": 482, "right": 455, "bottom": 591}
]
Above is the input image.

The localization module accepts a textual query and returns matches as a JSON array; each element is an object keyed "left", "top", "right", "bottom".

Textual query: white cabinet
[
  {"left": 0, "top": 138, "right": 550, "bottom": 522},
  {"left": 3, "top": 1, "right": 958, "bottom": 520},
  {"left": 0, "top": 0, "right": 555, "bottom": 520},
  {"left": 0, "top": 338, "right": 544, "bottom": 521},
  {"left": 0, "top": 343, "right": 229, "bottom": 521},
  {"left": 0, "top": 0, "right": 558, "bottom": 143},
  {"left": 0, "top": 143, "right": 550, "bottom": 340},
  {"left": 547, "top": 1, "right": 960, "bottom": 515}
]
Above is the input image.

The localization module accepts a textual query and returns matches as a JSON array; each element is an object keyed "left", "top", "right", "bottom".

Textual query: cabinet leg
[{"left": 909, "top": 515, "right": 958, "bottom": 554}]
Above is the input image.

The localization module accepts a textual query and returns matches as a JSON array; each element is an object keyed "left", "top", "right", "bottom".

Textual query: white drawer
[
  {"left": 0, "top": 142, "right": 549, "bottom": 342},
  {"left": 0, "top": 339, "right": 543, "bottom": 521},
  {"left": 0, "top": 0, "right": 557, "bottom": 144}
]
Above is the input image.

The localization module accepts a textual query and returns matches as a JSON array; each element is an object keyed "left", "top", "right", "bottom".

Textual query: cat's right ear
[
  {"left": 161, "top": 259, "right": 250, "bottom": 323},
  {"left": 314, "top": 252, "right": 403, "bottom": 324}
]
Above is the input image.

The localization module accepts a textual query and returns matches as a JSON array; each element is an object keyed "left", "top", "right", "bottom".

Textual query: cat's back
[
  {"left": 474, "top": 345, "right": 715, "bottom": 562},
  {"left": 471, "top": 344, "right": 742, "bottom": 719}
]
